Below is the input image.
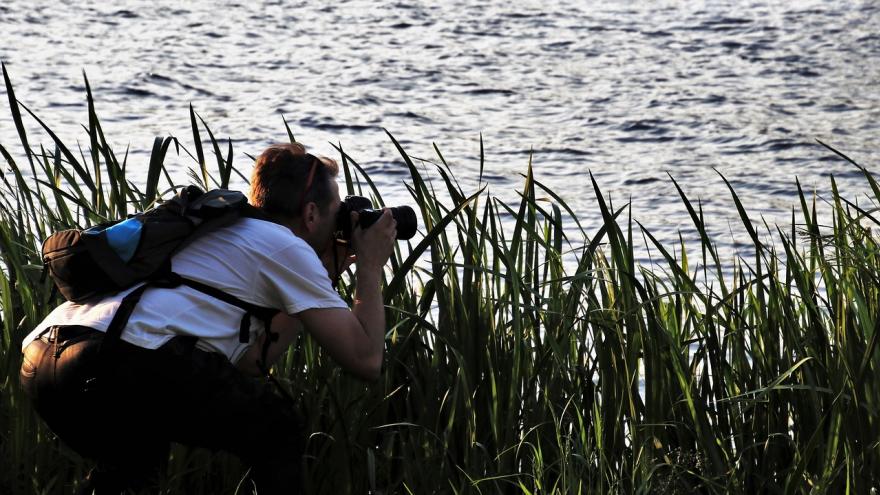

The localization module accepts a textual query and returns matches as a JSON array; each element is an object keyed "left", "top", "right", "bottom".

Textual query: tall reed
[{"left": 1, "top": 65, "right": 878, "bottom": 494}]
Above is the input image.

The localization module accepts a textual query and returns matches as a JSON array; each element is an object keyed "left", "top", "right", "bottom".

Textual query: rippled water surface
[{"left": 2, "top": 0, "right": 878, "bottom": 262}]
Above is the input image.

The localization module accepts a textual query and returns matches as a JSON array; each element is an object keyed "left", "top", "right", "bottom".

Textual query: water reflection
[{"left": 0, "top": 0, "right": 878, "bottom": 264}]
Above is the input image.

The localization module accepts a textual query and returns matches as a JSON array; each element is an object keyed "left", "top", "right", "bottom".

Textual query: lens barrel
[
  {"left": 357, "top": 206, "right": 417, "bottom": 240},
  {"left": 336, "top": 196, "right": 418, "bottom": 241}
]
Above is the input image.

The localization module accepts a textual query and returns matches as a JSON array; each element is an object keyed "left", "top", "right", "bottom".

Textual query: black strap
[
  {"left": 92, "top": 201, "right": 291, "bottom": 378},
  {"left": 178, "top": 276, "right": 277, "bottom": 320},
  {"left": 180, "top": 276, "right": 281, "bottom": 376},
  {"left": 177, "top": 276, "right": 279, "bottom": 343},
  {"left": 98, "top": 273, "right": 279, "bottom": 359},
  {"left": 98, "top": 283, "right": 150, "bottom": 357},
  {"left": 105, "top": 284, "right": 150, "bottom": 343}
]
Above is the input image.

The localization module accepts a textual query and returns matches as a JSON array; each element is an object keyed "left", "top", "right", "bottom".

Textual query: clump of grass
[{"left": 1, "top": 64, "right": 879, "bottom": 494}]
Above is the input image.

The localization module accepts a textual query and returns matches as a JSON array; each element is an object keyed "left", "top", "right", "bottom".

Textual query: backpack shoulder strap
[
  {"left": 96, "top": 199, "right": 287, "bottom": 371},
  {"left": 98, "top": 272, "right": 280, "bottom": 357},
  {"left": 176, "top": 275, "right": 279, "bottom": 343}
]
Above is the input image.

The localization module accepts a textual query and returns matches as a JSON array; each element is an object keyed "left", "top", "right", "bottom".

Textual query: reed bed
[{"left": 1, "top": 65, "right": 878, "bottom": 494}]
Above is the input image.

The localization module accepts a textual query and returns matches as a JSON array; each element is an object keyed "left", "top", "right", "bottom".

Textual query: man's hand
[
  {"left": 350, "top": 209, "right": 397, "bottom": 274},
  {"left": 297, "top": 209, "right": 397, "bottom": 381}
]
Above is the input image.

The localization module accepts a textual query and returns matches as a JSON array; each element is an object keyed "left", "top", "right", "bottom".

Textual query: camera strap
[{"left": 331, "top": 240, "right": 341, "bottom": 289}]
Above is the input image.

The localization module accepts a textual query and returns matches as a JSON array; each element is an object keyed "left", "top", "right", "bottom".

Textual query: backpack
[{"left": 41, "top": 186, "right": 281, "bottom": 369}]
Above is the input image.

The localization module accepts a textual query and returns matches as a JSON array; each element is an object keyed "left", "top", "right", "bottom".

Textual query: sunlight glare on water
[{"left": 1, "top": 0, "right": 878, "bottom": 263}]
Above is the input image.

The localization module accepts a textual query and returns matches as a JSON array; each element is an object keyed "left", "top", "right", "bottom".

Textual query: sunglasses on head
[{"left": 297, "top": 154, "right": 320, "bottom": 215}]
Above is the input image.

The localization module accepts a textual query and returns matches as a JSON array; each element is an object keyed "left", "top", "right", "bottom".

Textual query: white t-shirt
[{"left": 22, "top": 217, "right": 348, "bottom": 363}]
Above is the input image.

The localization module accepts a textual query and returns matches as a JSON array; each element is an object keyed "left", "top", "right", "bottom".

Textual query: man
[{"left": 19, "top": 142, "right": 397, "bottom": 493}]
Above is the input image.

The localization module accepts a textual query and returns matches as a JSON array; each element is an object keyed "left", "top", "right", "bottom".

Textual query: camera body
[{"left": 335, "top": 195, "right": 417, "bottom": 241}]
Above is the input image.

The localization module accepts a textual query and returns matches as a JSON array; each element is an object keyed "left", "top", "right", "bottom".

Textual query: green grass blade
[
  {"left": 189, "top": 104, "right": 207, "bottom": 189},
  {"left": 2, "top": 62, "right": 34, "bottom": 170}
]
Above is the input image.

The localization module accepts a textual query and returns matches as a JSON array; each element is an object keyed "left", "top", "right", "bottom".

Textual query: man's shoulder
[
  {"left": 221, "top": 217, "right": 288, "bottom": 243},
  {"left": 235, "top": 216, "right": 290, "bottom": 235},
  {"left": 178, "top": 217, "right": 319, "bottom": 276},
  {"left": 223, "top": 218, "right": 315, "bottom": 259}
]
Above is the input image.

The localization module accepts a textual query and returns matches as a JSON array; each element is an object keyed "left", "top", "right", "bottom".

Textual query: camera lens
[
  {"left": 390, "top": 206, "right": 417, "bottom": 240},
  {"left": 357, "top": 206, "right": 417, "bottom": 240},
  {"left": 337, "top": 196, "right": 418, "bottom": 241}
]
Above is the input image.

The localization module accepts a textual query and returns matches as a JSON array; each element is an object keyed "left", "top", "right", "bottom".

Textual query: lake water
[{"left": 1, "top": 0, "right": 878, "bottom": 265}]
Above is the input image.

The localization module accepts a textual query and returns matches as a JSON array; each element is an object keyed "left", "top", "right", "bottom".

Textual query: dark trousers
[{"left": 19, "top": 326, "right": 305, "bottom": 494}]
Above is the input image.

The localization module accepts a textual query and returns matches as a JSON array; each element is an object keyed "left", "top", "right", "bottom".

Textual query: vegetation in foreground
[{"left": 1, "top": 65, "right": 879, "bottom": 494}]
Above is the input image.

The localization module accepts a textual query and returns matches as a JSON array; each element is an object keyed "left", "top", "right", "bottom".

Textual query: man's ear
[{"left": 302, "top": 201, "right": 319, "bottom": 233}]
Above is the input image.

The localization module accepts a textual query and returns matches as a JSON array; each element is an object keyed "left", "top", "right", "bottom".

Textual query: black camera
[{"left": 335, "top": 195, "right": 417, "bottom": 241}]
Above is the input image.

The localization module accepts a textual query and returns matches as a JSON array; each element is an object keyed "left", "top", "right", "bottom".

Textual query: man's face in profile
[{"left": 307, "top": 176, "right": 342, "bottom": 256}]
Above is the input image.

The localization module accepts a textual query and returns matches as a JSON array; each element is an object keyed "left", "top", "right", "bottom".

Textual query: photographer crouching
[{"left": 19, "top": 142, "right": 413, "bottom": 494}]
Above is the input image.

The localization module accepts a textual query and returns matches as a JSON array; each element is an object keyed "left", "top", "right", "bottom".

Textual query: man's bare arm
[
  {"left": 238, "top": 210, "right": 396, "bottom": 380},
  {"left": 298, "top": 210, "right": 396, "bottom": 380}
]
